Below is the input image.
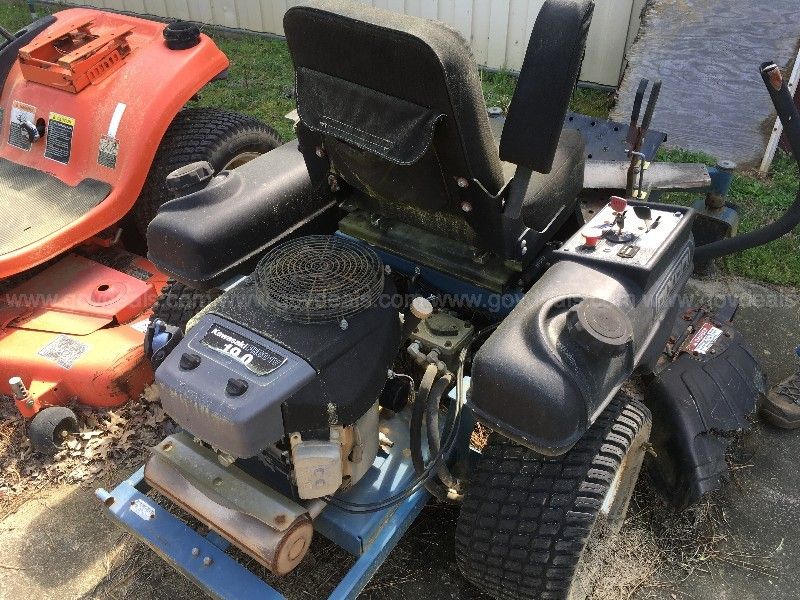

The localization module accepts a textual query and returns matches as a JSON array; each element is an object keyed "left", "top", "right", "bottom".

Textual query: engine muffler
[{"left": 144, "top": 433, "right": 314, "bottom": 575}]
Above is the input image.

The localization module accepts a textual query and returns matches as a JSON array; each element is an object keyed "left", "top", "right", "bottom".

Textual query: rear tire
[
  {"left": 133, "top": 107, "right": 282, "bottom": 237},
  {"left": 456, "top": 396, "right": 652, "bottom": 600},
  {"left": 29, "top": 406, "right": 79, "bottom": 456},
  {"left": 150, "top": 279, "right": 219, "bottom": 332}
]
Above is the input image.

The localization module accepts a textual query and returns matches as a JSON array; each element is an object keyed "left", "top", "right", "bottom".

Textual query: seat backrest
[
  {"left": 284, "top": 0, "right": 593, "bottom": 259},
  {"left": 500, "top": 0, "right": 594, "bottom": 173},
  {"left": 284, "top": 0, "right": 504, "bottom": 219}
]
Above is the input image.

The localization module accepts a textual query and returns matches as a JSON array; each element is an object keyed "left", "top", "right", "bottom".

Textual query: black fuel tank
[{"left": 471, "top": 201, "right": 695, "bottom": 455}]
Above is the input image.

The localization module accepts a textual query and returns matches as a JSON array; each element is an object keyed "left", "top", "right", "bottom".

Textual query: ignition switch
[{"left": 20, "top": 119, "right": 45, "bottom": 143}]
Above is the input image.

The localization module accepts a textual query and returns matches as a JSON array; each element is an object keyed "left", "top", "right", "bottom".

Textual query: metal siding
[
  {"left": 164, "top": 0, "right": 191, "bottom": 19},
  {"left": 61, "top": 0, "right": 638, "bottom": 86},
  {"left": 211, "top": 0, "right": 239, "bottom": 28}
]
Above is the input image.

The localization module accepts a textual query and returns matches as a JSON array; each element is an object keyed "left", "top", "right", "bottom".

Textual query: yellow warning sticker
[
  {"left": 49, "top": 112, "right": 76, "bottom": 127},
  {"left": 44, "top": 111, "right": 76, "bottom": 164}
]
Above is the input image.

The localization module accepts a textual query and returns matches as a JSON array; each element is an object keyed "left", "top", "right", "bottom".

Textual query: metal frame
[
  {"left": 760, "top": 47, "right": 800, "bottom": 174},
  {"left": 95, "top": 409, "right": 432, "bottom": 600}
]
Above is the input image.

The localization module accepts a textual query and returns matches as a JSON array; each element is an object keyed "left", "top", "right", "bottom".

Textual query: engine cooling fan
[{"left": 254, "top": 235, "right": 385, "bottom": 324}]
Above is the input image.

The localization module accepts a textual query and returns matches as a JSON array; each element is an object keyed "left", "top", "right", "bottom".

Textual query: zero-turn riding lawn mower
[
  {"left": 97, "top": 1, "right": 800, "bottom": 598},
  {"left": 0, "top": 8, "right": 282, "bottom": 453}
]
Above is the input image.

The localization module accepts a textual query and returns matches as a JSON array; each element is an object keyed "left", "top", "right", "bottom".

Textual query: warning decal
[
  {"left": 130, "top": 498, "right": 156, "bottom": 520},
  {"left": 8, "top": 100, "right": 36, "bottom": 150},
  {"left": 44, "top": 112, "right": 76, "bottom": 164},
  {"left": 129, "top": 319, "right": 151, "bottom": 334},
  {"left": 38, "top": 335, "right": 89, "bottom": 369},
  {"left": 686, "top": 322, "right": 724, "bottom": 355},
  {"left": 98, "top": 135, "right": 120, "bottom": 168},
  {"left": 98, "top": 103, "right": 126, "bottom": 168}
]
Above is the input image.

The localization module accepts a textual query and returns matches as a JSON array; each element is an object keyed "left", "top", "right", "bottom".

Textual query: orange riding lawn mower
[{"left": 0, "top": 7, "right": 282, "bottom": 453}]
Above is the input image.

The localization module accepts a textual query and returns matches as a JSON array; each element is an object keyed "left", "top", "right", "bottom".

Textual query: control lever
[
  {"left": 625, "top": 80, "right": 662, "bottom": 198},
  {"left": 626, "top": 79, "right": 649, "bottom": 148}
]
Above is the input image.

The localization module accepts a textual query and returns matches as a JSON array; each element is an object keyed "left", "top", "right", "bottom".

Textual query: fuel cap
[
  {"left": 567, "top": 298, "right": 633, "bottom": 354},
  {"left": 166, "top": 161, "right": 214, "bottom": 195},
  {"left": 163, "top": 20, "right": 201, "bottom": 50}
]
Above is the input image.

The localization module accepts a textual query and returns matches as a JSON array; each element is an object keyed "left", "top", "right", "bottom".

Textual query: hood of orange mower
[{"left": 0, "top": 8, "right": 228, "bottom": 279}]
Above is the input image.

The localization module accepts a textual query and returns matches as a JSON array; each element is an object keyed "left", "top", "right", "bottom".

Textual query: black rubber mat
[{"left": 0, "top": 157, "right": 111, "bottom": 256}]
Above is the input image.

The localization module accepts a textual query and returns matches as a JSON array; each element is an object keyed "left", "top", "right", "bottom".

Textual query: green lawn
[{"left": 3, "top": 1, "right": 798, "bottom": 286}]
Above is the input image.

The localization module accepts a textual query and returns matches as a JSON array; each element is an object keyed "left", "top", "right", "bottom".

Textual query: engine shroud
[{"left": 155, "top": 236, "right": 401, "bottom": 457}]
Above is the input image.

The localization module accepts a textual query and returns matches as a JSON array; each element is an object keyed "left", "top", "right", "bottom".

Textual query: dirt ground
[{"left": 1, "top": 276, "right": 799, "bottom": 600}]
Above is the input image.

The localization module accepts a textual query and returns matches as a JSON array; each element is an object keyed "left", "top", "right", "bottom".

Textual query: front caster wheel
[
  {"left": 456, "top": 396, "right": 652, "bottom": 600},
  {"left": 29, "top": 406, "right": 79, "bottom": 455}
]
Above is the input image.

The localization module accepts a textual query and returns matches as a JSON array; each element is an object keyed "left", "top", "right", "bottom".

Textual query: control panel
[{"left": 559, "top": 197, "right": 689, "bottom": 268}]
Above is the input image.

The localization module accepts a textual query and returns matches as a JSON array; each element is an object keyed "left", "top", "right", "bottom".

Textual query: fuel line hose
[{"left": 694, "top": 62, "right": 800, "bottom": 263}]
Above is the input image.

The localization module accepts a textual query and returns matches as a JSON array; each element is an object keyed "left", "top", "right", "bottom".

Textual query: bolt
[
  {"left": 384, "top": 265, "right": 392, "bottom": 275},
  {"left": 315, "top": 146, "right": 325, "bottom": 158},
  {"left": 340, "top": 319, "right": 349, "bottom": 330},
  {"left": 217, "top": 453, "right": 235, "bottom": 467},
  {"left": 457, "top": 177, "right": 470, "bottom": 188},
  {"left": 414, "top": 266, "right": 421, "bottom": 275},
  {"left": 327, "top": 174, "right": 341, "bottom": 192},
  {"left": 203, "top": 556, "right": 213, "bottom": 566},
  {"left": 191, "top": 547, "right": 200, "bottom": 557},
  {"left": 8, "top": 377, "right": 28, "bottom": 400},
  {"left": 461, "top": 201, "right": 473, "bottom": 212}
]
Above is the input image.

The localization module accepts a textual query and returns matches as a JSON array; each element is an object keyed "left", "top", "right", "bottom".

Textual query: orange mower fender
[{"left": 0, "top": 8, "right": 229, "bottom": 278}]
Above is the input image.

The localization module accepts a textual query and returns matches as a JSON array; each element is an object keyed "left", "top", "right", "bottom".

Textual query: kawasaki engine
[{"left": 154, "top": 235, "right": 401, "bottom": 500}]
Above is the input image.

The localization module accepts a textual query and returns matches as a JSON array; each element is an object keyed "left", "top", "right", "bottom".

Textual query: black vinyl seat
[{"left": 284, "top": 0, "right": 593, "bottom": 262}]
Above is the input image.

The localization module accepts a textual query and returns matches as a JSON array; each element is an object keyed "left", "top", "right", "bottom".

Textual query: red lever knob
[{"left": 610, "top": 196, "right": 627, "bottom": 213}]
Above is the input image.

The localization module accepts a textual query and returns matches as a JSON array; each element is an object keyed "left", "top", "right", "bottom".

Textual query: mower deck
[
  {"left": 0, "top": 250, "right": 168, "bottom": 416},
  {"left": 96, "top": 408, "right": 431, "bottom": 600}
]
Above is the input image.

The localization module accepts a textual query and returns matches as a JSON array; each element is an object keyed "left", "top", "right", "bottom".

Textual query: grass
[
  {"left": 658, "top": 147, "right": 800, "bottom": 287},
  {"left": 2, "top": 1, "right": 798, "bottom": 286}
]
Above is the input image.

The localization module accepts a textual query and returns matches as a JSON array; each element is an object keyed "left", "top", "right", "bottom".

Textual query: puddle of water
[{"left": 611, "top": 0, "right": 800, "bottom": 166}]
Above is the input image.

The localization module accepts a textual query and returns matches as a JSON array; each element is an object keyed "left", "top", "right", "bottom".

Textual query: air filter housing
[{"left": 155, "top": 235, "right": 402, "bottom": 455}]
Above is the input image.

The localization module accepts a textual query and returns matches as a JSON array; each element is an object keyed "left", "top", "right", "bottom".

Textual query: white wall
[{"left": 63, "top": 0, "right": 643, "bottom": 86}]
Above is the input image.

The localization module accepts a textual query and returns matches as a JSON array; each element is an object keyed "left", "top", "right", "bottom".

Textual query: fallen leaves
[{"left": 0, "top": 385, "right": 174, "bottom": 519}]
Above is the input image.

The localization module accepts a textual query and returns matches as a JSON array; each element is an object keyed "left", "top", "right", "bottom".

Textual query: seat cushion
[{"left": 508, "top": 129, "right": 586, "bottom": 233}]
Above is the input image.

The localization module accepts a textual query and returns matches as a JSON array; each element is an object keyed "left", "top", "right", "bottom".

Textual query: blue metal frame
[
  {"left": 335, "top": 232, "right": 523, "bottom": 318},
  {"left": 96, "top": 409, "right": 433, "bottom": 600}
]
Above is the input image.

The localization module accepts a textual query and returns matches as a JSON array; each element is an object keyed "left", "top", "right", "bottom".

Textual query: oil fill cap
[{"left": 567, "top": 298, "right": 633, "bottom": 354}]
